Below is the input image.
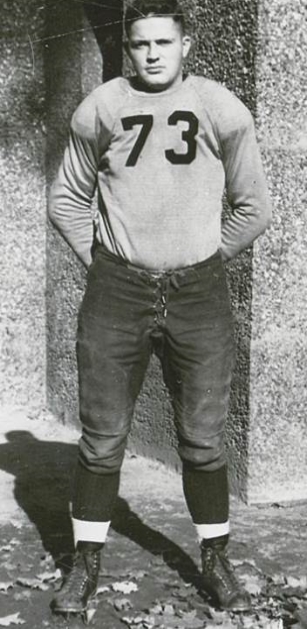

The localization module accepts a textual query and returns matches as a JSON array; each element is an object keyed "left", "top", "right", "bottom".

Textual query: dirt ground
[{"left": 0, "top": 407, "right": 306, "bottom": 629}]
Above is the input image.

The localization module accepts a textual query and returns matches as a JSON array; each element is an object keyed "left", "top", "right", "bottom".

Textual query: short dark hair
[{"left": 124, "top": 0, "right": 186, "bottom": 35}]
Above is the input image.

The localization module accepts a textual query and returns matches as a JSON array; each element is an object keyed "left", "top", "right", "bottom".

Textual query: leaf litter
[
  {"left": 0, "top": 613, "right": 26, "bottom": 627},
  {"left": 116, "top": 560, "right": 307, "bottom": 629}
]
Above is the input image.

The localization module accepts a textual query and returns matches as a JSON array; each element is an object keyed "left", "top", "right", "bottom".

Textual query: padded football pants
[{"left": 76, "top": 244, "right": 235, "bottom": 476}]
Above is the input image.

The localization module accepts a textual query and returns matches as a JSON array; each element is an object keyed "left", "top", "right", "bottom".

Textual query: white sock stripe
[
  {"left": 195, "top": 521, "right": 230, "bottom": 542},
  {"left": 72, "top": 518, "right": 111, "bottom": 547}
]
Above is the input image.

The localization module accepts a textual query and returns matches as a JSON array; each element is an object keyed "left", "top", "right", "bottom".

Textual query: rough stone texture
[
  {"left": 0, "top": 0, "right": 47, "bottom": 409},
  {"left": 2, "top": 0, "right": 306, "bottom": 503},
  {"left": 248, "top": 0, "right": 307, "bottom": 502}
]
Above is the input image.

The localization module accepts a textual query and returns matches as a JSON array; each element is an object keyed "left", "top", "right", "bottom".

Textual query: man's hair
[{"left": 124, "top": 0, "right": 186, "bottom": 35}]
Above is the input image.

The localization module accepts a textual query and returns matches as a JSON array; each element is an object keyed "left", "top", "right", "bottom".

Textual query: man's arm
[
  {"left": 48, "top": 101, "right": 100, "bottom": 268},
  {"left": 219, "top": 102, "right": 272, "bottom": 261}
]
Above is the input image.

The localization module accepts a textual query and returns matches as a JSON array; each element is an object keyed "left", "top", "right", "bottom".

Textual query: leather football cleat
[
  {"left": 51, "top": 544, "right": 101, "bottom": 619},
  {"left": 201, "top": 535, "right": 251, "bottom": 612}
]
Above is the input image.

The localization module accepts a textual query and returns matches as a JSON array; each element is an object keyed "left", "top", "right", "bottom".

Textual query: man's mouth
[{"left": 146, "top": 66, "right": 164, "bottom": 74}]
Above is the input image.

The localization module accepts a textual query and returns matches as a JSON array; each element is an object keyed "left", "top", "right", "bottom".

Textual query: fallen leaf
[
  {"left": 36, "top": 569, "right": 62, "bottom": 583},
  {"left": 149, "top": 604, "right": 163, "bottom": 615},
  {"left": 96, "top": 585, "right": 110, "bottom": 595},
  {"left": 208, "top": 609, "right": 231, "bottom": 624},
  {"left": 113, "top": 597, "right": 133, "bottom": 611},
  {"left": 242, "top": 574, "right": 264, "bottom": 596},
  {"left": 0, "top": 581, "right": 14, "bottom": 592},
  {"left": 127, "top": 570, "right": 147, "bottom": 581},
  {"left": 16, "top": 577, "right": 49, "bottom": 591},
  {"left": 241, "top": 617, "right": 256, "bottom": 628},
  {"left": 112, "top": 581, "right": 138, "bottom": 594},
  {"left": 122, "top": 614, "right": 146, "bottom": 626},
  {"left": 0, "top": 613, "right": 26, "bottom": 627},
  {"left": 231, "top": 558, "right": 243, "bottom": 567},
  {"left": 270, "top": 574, "right": 286, "bottom": 586},
  {"left": 176, "top": 610, "right": 204, "bottom": 628},
  {"left": 287, "top": 577, "right": 307, "bottom": 591}
]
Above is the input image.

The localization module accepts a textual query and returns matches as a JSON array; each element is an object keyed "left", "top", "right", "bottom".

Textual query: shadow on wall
[
  {"left": 83, "top": 0, "right": 123, "bottom": 81},
  {"left": 0, "top": 431, "right": 200, "bottom": 585},
  {"left": 44, "top": 0, "right": 123, "bottom": 181},
  {"left": 44, "top": 0, "right": 124, "bottom": 425}
]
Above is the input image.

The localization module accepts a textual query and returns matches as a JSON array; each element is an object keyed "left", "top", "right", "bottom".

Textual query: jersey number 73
[{"left": 121, "top": 111, "right": 199, "bottom": 167}]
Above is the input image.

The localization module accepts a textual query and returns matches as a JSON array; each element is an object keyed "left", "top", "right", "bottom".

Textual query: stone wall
[
  {"left": 1, "top": 0, "right": 306, "bottom": 503},
  {"left": 45, "top": 0, "right": 123, "bottom": 421},
  {"left": 0, "top": 0, "right": 46, "bottom": 410},
  {"left": 248, "top": 0, "right": 307, "bottom": 502}
]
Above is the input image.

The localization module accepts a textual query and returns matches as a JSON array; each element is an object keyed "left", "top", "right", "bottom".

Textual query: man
[{"left": 49, "top": 0, "right": 272, "bottom": 617}]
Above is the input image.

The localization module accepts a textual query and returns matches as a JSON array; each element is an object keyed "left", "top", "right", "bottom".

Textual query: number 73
[{"left": 121, "top": 111, "right": 199, "bottom": 167}]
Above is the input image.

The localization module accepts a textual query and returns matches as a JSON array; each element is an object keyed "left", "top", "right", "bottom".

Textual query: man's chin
[{"left": 142, "top": 75, "right": 172, "bottom": 92}]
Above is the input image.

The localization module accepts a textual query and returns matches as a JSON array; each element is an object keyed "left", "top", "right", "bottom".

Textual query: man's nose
[{"left": 147, "top": 42, "right": 159, "bottom": 61}]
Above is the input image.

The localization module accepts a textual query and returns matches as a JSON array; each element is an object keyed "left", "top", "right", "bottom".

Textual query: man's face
[{"left": 126, "top": 16, "right": 191, "bottom": 92}]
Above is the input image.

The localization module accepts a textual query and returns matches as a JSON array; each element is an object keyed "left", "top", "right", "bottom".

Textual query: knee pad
[
  {"left": 178, "top": 432, "right": 226, "bottom": 471},
  {"left": 79, "top": 431, "right": 128, "bottom": 474}
]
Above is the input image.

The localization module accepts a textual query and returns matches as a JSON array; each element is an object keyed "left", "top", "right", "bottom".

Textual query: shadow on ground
[{"left": 0, "top": 430, "right": 199, "bottom": 585}]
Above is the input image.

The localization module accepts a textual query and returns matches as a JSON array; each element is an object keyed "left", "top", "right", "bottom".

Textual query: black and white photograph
[{"left": 0, "top": 0, "right": 306, "bottom": 627}]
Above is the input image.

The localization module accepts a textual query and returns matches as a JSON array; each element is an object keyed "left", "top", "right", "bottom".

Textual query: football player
[{"left": 49, "top": 0, "right": 271, "bottom": 617}]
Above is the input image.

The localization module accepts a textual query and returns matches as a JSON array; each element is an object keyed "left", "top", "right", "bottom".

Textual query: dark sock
[
  {"left": 72, "top": 462, "right": 120, "bottom": 521},
  {"left": 77, "top": 540, "right": 104, "bottom": 553},
  {"left": 182, "top": 464, "right": 229, "bottom": 524},
  {"left": 201, "top": 533, "right": 229, "bottom": 549}
]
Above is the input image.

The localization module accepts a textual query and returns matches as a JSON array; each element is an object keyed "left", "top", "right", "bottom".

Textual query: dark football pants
[{"left": 76, "top": 244, "right": 235, "bottom": 481}]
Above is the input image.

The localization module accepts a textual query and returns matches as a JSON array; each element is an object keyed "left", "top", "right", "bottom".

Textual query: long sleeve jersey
[{"left": 49, "top": 75, "right": 272, "bottom": 270}]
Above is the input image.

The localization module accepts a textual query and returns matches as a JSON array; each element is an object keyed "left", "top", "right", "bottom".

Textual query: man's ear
[{"left": 182, "top": 35, "right": 192, "bottom": 58}]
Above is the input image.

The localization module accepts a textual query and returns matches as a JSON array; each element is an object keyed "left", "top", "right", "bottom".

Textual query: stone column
[
  {"left": 246, "top": 0, "right": 307, "bottom": 502},
  {"left": 45, "top": 0, "right": 123, "bottom": 422},
  {"left": 0, "top": 0, "right": 47, "bottom": 410},
  {"left": 130, "top": 0, "right": 307, "bottom": 503}
]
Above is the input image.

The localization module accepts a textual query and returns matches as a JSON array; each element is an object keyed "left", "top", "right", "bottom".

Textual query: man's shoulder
[
  {"left": 87, "top": 77, "right": 128, "bottom": 106},
  {"left": 71, "top": 78, "right": 128, "bottom": 134},
  {"left": 188, "top": 76, "right": 252, "bottom": 128}
]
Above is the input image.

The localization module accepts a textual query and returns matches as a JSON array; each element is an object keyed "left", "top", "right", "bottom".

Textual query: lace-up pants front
[{"left": 77, "top": 244, "right": 235, "bottom": 475}]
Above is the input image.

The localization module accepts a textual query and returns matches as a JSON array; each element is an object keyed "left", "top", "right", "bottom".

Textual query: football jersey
[{"left": 49, "top": 76, "right": 272, "bottom": 270}]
